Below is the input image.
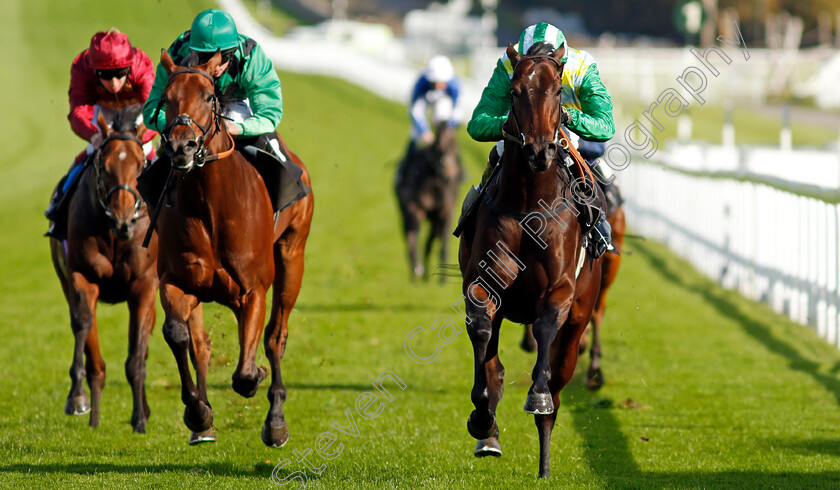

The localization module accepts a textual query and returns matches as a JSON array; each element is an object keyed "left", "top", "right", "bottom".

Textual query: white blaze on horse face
[{"left": 119, "top": 152, "right": 127, "bottom": 161}]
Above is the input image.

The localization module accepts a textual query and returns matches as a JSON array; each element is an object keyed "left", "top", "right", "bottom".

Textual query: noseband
[
  {"left": 502, "top": 55, "right": 568, "bottom": 151},
  {"left": 156, "top": 67, "right": 234, "bottom": 169},
  {"left": 93, "top": 134, "right": 147, "bottom": 223}
]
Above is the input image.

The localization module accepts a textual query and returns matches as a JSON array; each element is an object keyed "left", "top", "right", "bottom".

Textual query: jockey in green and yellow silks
[
  {"left": 457, "top": 23, "right": 618, "bottom": 258},
  {"left": 468, "top": 24, "right": 614, "bottom": 145}
]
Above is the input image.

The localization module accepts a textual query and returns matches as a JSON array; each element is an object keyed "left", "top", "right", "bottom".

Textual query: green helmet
[
  {"left": 189, "top": 9, "right": 239, "bottom": 52},
  {"left": 518, "top": 23, "right": 568, "bottom": 63}
]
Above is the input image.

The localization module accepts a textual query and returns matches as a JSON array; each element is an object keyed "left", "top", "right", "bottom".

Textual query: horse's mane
[{"left": 111, "top": 104, "right": 144, "bottom": 134}]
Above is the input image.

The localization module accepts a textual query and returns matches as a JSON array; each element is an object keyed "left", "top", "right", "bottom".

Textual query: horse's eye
[{"left": 206, "top": 94, "right": 214, "bottom": 102}]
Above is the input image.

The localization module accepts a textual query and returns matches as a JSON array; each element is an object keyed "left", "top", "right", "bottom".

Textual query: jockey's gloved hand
[{"left": 561, "top": 106, "right": 571, "bottom": 125}]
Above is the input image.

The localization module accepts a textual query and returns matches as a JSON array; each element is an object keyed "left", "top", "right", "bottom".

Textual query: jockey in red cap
[{"left": 46, "top": 29, "right": 158, "bottom": 239}]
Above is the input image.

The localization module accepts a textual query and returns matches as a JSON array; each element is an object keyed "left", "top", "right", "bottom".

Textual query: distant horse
[
  {"left": 521, "top": 204, "right": 626, "bottom": 391},
  {"left": 458, "top": 45, "right": 604, "bottom": 478},
  {"left": 152, "top": 51, "right": 313, "bottom": 446},
  {"left": 395, "top": 121, "right": 463, "bottom": 278},
  {"left": 50, "top": 104, "right": 158, "bottom": 433}
]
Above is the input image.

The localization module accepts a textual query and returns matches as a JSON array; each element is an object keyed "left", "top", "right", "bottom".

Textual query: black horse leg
[
  {"left": 525, "top": 298, "right": 570, "bottom": 415},
  {"left": 466, "top": 301, "right": 498, "bottom": 440},
  {"left": 474, "top": 315, "right": 504, "bottom": 457}
]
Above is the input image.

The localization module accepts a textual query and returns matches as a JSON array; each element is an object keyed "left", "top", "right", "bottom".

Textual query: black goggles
[
  {"left": 196, "top": 48, "right": 236, "bottom": 66},
  {"left": 96, "top": 67, "right": 131, "bottom": 80}
]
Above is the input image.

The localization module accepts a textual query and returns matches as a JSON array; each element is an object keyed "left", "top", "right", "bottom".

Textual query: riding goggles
[
  {"left": 96, "top": 67, "right": 131, "bottom": 80},
  {"left": 196, "top": 48, "right": 236, "bottom": 66}
]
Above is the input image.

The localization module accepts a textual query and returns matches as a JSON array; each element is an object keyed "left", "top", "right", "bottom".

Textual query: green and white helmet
[
  {"left": 189, "top": 8, "right": 240, "bottom": 52},
  {"left": 518, "top": 23, "right": 568, "bottom": 63}
]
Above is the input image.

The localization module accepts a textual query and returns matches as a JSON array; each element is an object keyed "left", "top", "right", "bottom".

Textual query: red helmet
[{"left": 87, "top": 30, "right": 133, "bottom": 70}]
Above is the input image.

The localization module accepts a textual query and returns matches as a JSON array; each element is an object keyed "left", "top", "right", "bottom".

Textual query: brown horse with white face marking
[
  {"left": 153, "top": 51, "right": 313, "bottom": 446},
  {"left": 458, "top": 45, "right": 604, "bottom": 478},
  {"left": 50, "top": 104, "right": 158, "bottom": 433}
]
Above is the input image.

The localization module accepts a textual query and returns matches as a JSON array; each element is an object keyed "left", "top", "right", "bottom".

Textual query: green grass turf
[{"left": 4, "top": 0, "right": 840, "bottom": 488}]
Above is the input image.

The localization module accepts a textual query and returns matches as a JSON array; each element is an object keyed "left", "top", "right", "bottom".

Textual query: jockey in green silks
[
  {"left": 457, "top": 22, "right": 618, "bottom": 258},
  {"left": 141, "top": 8, "right": 309, "bottom": 213}
]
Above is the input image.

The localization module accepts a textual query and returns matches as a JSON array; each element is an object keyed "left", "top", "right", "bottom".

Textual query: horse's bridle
[
  {"left": 156, "top": 67, "right": 234, "bottom": 169},
  {"left": 502, "top": 54, "right": 569, "bottom": 152},
  {"left": 93, "top": 134, "right": 147, "bottom": 223}
]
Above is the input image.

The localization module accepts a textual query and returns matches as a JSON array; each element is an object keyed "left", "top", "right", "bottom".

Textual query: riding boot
[
  {"left": 45, "top": 154, "right": 90, "bottom": 240},
  {"left": 587, "top": 210, "right": 616, "bottom": 259},
  {"left": 567, "top": 159, "right": 616, "bottom": 258},
  {"left": 237, "top": 132, "right": 311, "bottom": 213},
  {"left": 453, "top": 144, "right": 502, "bottom": 237}
]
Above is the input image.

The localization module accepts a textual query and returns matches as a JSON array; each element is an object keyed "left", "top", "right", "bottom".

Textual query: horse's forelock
[{"left": 111, "top": 105, "right": 144, "bottom": 134}]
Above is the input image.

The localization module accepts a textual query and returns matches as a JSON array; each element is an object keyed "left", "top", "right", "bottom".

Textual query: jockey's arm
[
  {"left": 466, "top": 62, "right": 510, "bottom": 142},
  {"left": 409, "top": 77, "right": 432, "bottom": 138},
  {"left": 143, "top": 53, "right": 172, "bottom": 134},
  {"left": 565, "top": 64, "right": 615, "bottom": 142},
  {"left": 446, "top": 78, "right": 462, "bottom": 126},
  {"left": 68, "top": 59, "right": 100, "bottom": 142},
  {"left": 133, "top": 51, "right": 159, "bottom": 144},
  {"left": 237, "top": 43, "right": 283, "bottom": 137}
]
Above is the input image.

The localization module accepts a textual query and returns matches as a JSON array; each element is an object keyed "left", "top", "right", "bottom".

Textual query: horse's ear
[
  {"left": 552, "top": 44, "right": 567, "bottom": 67},
  {"left": 135, "top": 122, "right": 147, "bottom": 142},
  {"left": 160, "top": 49, "right": 176, "bottom": 75},
  {"left": 197, "top": 51, "right": 222, "bottom": 74},
  {"left": 96, "top": 111, "right": 111, "bottom": 138},
  {"left": 506, "top": 44, "right": 520, "bottom": 68}
]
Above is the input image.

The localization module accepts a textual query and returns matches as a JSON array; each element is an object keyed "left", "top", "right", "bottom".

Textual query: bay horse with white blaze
[
  {"left": 396, "top": 120, "right": 463, "bottom": 279},
  {"left": 153, "top": 51, "right": 313, "bottom": 446},
  {"left": 50, "top": 104, "right": 158, "bottom": 433},
  {"left": 458, "top": 45, "right": 605, "bottom": 478}
]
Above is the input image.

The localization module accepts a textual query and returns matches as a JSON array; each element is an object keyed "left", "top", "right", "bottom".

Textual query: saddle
[{"left": 137, "top": 135, "right": 311, "bottom": 214}]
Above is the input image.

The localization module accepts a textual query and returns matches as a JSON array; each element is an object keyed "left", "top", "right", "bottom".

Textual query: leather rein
[
  {"left": 92, "top": 134, "right": 147, "bottom": 223},
  {"left": 501, "top": 54, "right": 566, "bottom": 149},
  {"left": 155, "top": 67, "right": 235, "bottom": 169},
  {"left": 489, "top": 54, "right": 576, "bottom": 221}
]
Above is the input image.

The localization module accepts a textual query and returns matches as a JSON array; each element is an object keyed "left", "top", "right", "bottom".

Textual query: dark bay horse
[
  {"left": 153, "top": 51, "right": 313, "bottom": 446},
  {"left": 458, "top": 45, "right": 604, "bottom": 478},
  {"left": 50, "top": 105, "right": 158, "bottom": 433},
  {"left": 521, "top": 203, "right": 626, "bottom": 391},
  {"left": 395, "top": 121, "right": 463, "bottom": 278}
]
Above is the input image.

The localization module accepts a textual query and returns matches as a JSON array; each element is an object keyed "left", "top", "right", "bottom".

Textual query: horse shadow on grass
[
  {"left": 550, "top": 240, "right": 840, "bottom": 487},
  {"left": 632, "top": 240, "right": 840, "bottom": 408}
]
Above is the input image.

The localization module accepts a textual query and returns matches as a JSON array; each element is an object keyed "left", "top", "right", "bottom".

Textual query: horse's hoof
[
  {"left": 183, "top": 402, "right": 213, "bottom": 433},
  {"left": 232, "top": 368, "right": 267, "bottom": 398},
  {"left": 413, "top": 264, "right": 425, "bottom": 277},
  {"left": 64, "top": 395, "right": 91, "bottom": 416},
  {"left": 523, "top": 391, "right": 554, "bottom": 414},
  {"left": 261, "top": 422, "right": 289, "bottom": 448},
  {"left": 189, "top": 428, "right": 216, "bottom": 445},
  {"left": 586, "top": 368, "right": 604, "bottom": 391},
  {"left": 474, "top": 436, "right": 502, "bottom": 457},
  {"left": 467, "top": 411, "right": 497, "bottom": 440},
  {"left": 132, "top": 420, "right": 146, "bottom": 434}
]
